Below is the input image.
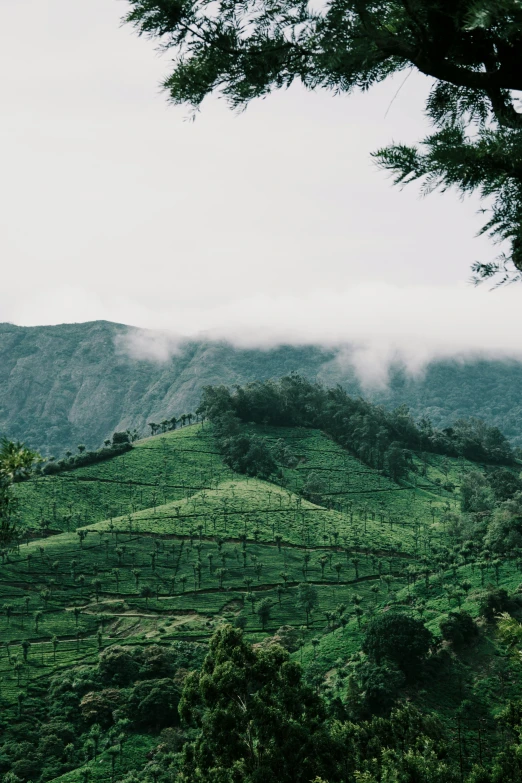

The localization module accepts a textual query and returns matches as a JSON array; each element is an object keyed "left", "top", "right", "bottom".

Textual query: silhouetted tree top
[{"left": 125, "top": 0, "right": 522, "bottom": 283}]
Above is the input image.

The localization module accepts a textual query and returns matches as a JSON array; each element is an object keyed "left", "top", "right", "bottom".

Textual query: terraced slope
[{"left": 2, "top": 423, "right": 521, "bottom": 782}]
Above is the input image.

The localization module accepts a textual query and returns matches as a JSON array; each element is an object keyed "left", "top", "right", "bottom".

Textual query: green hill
[
  {"left": 2, "top": 411, "right": 522, "bottom": 783},
  {"left": 2, "top": 321, "right": 522, "bottom": 456}
]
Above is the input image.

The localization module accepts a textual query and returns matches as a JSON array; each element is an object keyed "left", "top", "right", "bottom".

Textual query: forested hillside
[
  {"left": 1, "top": 377, "right": 522, "bottom": 782},
  {"left": 1, "top": 321, "right": 522, "bottom": 456}
]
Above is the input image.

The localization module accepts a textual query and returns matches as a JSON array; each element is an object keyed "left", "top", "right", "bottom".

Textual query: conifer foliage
[{"left": 124, "top": 0, "right": 522, "bottom": 283}]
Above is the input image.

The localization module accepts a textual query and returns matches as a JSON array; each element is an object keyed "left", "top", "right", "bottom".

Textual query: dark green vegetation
[
  {"left": 2, "top": 376, "right": 522, "bottom": 782},
  {"left": 125, "top": 0, "right": 522, "bottom": 284},
  {"left": 3, "top": 321, "right": 522, "bottom": 457}
]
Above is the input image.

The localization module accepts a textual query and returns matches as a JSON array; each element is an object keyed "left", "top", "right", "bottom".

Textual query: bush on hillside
[
  {"left": 460, "top": 471, "right": 495, "bottom": 513},
  {"left": 111, "top": 431, "right": 131, "bottom": 445},
  {"left": 484, "top": 494, "right": 522, "bottom": 553},
  {"left": 220, "top": 433, "right": 278, "bottom": 480},
  {"left": 362, "top": 612, "right": 433, "bottom": 678},
  {"left": 358, "top": 660, "right": 405, "bottom": 717},
  {"left": 41, "top": 442, "right": 132, "bottom": 475},
  {"left": 488, "top": 468, "right": 522, "bottom": 502},
  {"left": 479, "top": 588, "right": 512, "bottom": 623},
  {"left": 126, "top": 678, "right": 181, "bottom": 729},
  {"left": 98, "top": 645, "right": 140, "bottom": 687},
  {"left": 440, "top": 612, "right": 479, "bottom": 649}
]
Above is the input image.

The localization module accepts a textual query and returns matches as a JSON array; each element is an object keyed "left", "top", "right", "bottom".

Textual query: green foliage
[
  {"left": 362, "top": 612, "right": 433, "bottom": 677},
  {"left": 357, "top": 660, "right": 405, "bottom": 717},
  {"left": 479, "top": 587, "right": 512, "bottom": 622},
  {"left": 439, "top": 611, "right": 479, "bottom": 649},
  {"left": 488, "top": 468, "right": 522, "bottom": 502},
  {"left": 201, "top": 376, "right": 515, "bottom": 471},
  {"left": 0, "top": 439, "right": 40, "bottom": 544},
  {"left": 126, "top": 678, "right": 181, "bottom": 728},
  {"left": 484, "top": 494, "right": 522, "bottom": 552},
  {"left": 125, "top": 0, "right": 522, "bottom": 281},
  {"left": 3, "top": 402, "right": 522, "bottom": 783},
  {"left": 219, "top": 432, "right": 278, "bottom": 480},
  {"left": 179, "top": 625, "right": 338, "bottom": 783},
  {"left": 41, "top": 441, "right": 133, "bottom": 476},
  {"left": 461, "top": 470, "right": 495, "bottom": 513}
]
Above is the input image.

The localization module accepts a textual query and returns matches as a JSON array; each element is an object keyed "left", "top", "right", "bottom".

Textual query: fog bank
[{"left": 114, "top": 282, "right": 522, "bottom": 387}]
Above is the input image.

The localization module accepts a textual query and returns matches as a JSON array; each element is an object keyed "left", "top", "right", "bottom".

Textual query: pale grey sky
[{"left": 1, "top": 0, "right": 521, "bottom": 371}]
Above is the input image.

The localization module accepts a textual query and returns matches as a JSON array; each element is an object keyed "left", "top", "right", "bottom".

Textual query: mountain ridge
[{"left": 1, "top": 320, "right": 522, "bottom": 454}]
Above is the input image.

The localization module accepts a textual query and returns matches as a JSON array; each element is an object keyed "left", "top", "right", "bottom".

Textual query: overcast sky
[{"left": 1, "top": 0, "right": 522, "bottom": 376}]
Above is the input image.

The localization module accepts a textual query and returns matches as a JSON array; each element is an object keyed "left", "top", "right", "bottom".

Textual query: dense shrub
[
  {"left": 485, "top": 495, "right": 522, "bottom": 553},
  {"left": 479, "top": 588, "right": 512, "bottom": 623},
  {"left": 359, "top": 661, "right": 405, "bottom": 716},
  {"left": 440, "top": 612, "right": 479, "bottom": 648},
  {"left": 79, "top": 688, "right": 125, "bottom": 726},
  {"left": 126, "top": 678, "right": 181, "bottom": 729},
  {"left": 460, "top": 471, "right": 495, "bottom": 513},
  {"left": 488, "top": 468, "right": 522, "bottom": 502},
  {"left": 219, "top": 433, "right": 278, "bottom": 480},
  {"left": 98, "top": 646, "right": 140, "bottom": 687},
  {"left": 42, "top": 442, "right": 132, "bottom": 475},
  {"left": 362, "top": 613, "right": 433, "bottom": 678},
  {"left": 111, "top": 431, "right": 131, "bottom": 445}
]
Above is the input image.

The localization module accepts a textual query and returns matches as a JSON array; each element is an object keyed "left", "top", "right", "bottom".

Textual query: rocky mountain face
[{"left": 1, "top": 320, "right": 521, "bottom": 454}]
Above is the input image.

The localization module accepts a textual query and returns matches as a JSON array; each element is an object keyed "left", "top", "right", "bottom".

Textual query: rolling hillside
[
  {"left": 2, "top": 419, "right": 522, "bottom": 783},
  {"left": 2, "top": 320, "right": 522, "bottom": 455}
]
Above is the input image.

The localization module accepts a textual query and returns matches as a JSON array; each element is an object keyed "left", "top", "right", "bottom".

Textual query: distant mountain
[{"left": 1, "top": 320, "right": 521, "bottom": 454}]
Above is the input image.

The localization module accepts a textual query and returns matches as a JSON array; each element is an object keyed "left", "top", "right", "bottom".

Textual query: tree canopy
[
  {"left": 199, "top": 375, "right": 516, "bottom": 471},
  {"left": 0, "top": 439, "right": 39, "bottom": 545},
  {"left": 179, "top": 624, "right": 338, "bottom": 782},
  {"left": 124, "top": 0, "right": 522, "bottom": 284}
]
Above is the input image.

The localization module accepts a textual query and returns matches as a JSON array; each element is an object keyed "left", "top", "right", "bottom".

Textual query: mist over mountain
[{"left": 1, "top": 320, "right": 521, "bottom": 455}]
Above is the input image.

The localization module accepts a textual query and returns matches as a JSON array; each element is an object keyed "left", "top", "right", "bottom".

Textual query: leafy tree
[
  {"left": 219, "top": 433, "right": 278, "bottom": 480},
  {"left": 112, "top": 431, "right": 131, "bottom": 446},
  {"left": 297, "top": 582, "right": 319, "bottom": 627},
  {"left": 140, "top": 585, "right": 154, "bottom": 606},
  {"left": 127, "top": 678, "right": 181, "bottom": 729},
  {"left": 362, "top": 612, "right": 432, "bottom": 678},
  {"left": 99, "top": 645, "right": 140, "bottom": 686},
  {"left": 0, "top": 438, "right": 39, "bottom": 481},
  {"left": 358, "top": 660, "right": 405, "bottom": 717},
  {"left": 489, "top": 468, "right": 522, "bottom": 501},
  {"left": 179, "top": 625, "right": 339, "bottom": 783},
  {"left": 479, "top": 586, "right": 511, "bottom": 622},
  {"left": 256, "top": 598, "right": 272, "bottom": 630},
  {"left": 0, "top": 439, "right": 39, "bottom": 545},
  {"left": 485, "top": 493, "right": 522, "bottom": 552},
  {"left": 384, "top": 443, "right": 409, "bottom": 482},
  {"left": 125, "top": 0, "right": 522, "bottom": 283},
  {"left": 460, "top": 470, "right": 495, "bottom": 513},
  {"left": 440, "top": 611, "right": 478, "bottom": 648}
]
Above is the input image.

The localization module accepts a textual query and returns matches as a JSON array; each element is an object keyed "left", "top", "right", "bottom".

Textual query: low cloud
[
  {"left": 112, "top": 282, "right": 522, "bottom": 387},
  {"left": 114, "top": 328, "right": 185, "bottom": 363}
]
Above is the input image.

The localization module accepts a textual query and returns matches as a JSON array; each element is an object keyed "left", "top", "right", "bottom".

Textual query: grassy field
[{"left": 2, "top": 422, "right": 522, "bottom": 780}]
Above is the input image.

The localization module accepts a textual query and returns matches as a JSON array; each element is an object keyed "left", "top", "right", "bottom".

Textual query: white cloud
[
  {"left": 114, "top": 328, "right": 184, "bottom": 363},
  {"left": 1, "top": 0, "right": 520, "bottom": 390},
  {"left": 95, "top": 282, "right": 522, "bottom": 386}
]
